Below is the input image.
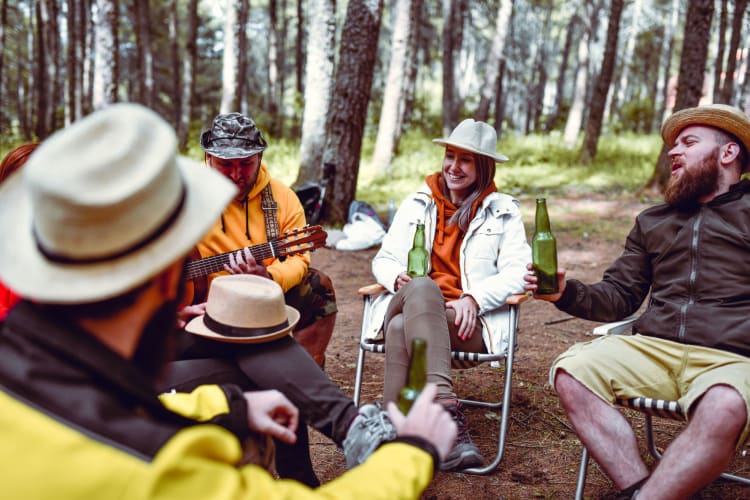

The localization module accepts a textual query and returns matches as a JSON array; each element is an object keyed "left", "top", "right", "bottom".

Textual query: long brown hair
[
  {"left": 445, "top": 152, "right": 496, "bottom": 231},
  {"left": 0, "top": 143, "right": 39, "bottom": 184}
]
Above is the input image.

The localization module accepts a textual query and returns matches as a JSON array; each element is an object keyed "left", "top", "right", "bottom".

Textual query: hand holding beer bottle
[
  {"left": 532, "top": 198, "right": 558, "bottom": 295},
  {"left": 406, "top": 223, "right": 428, "bottom": 278}
]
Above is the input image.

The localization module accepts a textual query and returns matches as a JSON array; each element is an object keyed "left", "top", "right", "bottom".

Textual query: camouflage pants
[{"left": 285, "top": 267, "right": 337, "bottom": 331}]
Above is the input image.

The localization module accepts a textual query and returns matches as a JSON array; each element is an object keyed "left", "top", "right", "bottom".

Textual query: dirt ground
[{"left": 306, "top": 193, "right": 750, "bottom": 499}]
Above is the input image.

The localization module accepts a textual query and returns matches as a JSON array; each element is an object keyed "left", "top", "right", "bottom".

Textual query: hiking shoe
[
  {"left": 342, "top": 402, "right": 397, "bottom": 468},
  {"left": 440, "top": 403, "right": 483, "bottom": 471}
]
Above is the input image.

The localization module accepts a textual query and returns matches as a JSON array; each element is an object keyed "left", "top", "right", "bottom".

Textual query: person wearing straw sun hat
[
  {"left": 370, "top": 118, "right": 531, "bottom": 471},
  {"left": 524, "top": 103, "right": 750, "bottom": 499},
  {"left": 0, "top": 103, "right": 457, "bottom": 499}
]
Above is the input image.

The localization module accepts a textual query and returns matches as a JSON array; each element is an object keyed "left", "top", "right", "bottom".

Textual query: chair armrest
[
  {"left": 592, "top": 315, "right": 637, "bottom": 335},
  {"left": 358, "top": 283, "right": 386, "bottom": 296},
  {"left": 506, "top": 293, "right": 530, "bottom": 306}
]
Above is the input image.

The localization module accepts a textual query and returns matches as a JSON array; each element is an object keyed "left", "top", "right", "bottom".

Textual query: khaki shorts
[{"left": 550, "top": 334, "right": 750, "bottom": 446}]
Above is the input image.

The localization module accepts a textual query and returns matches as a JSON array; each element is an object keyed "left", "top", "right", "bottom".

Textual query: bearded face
[{"left": 664, "top": 147, "right": 720, "bottom": 209}]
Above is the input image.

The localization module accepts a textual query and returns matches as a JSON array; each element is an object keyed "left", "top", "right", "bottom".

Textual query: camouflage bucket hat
[{"left": 200, "top": 113, "right": 268, "bottom": 159}]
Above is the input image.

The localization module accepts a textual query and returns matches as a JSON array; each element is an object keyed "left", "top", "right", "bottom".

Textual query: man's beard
[
  {"left": 132, "top": 272, "right": 186, "bottom": 383},
  {"left": 664, "top": 148, "right": 720, "bottom": 208}
]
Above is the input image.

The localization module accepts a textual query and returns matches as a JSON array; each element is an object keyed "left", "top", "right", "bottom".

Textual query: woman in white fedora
[{"left": 368, "top": 118, "right": 531, "bottom": 471}]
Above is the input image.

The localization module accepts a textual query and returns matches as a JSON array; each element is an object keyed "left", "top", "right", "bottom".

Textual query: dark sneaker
[
  {"left": 440, "top": 403, "right": 483, "bottom": 471},
  {"left": 342, "top": 403, "right": 397, "bottom": 468}
]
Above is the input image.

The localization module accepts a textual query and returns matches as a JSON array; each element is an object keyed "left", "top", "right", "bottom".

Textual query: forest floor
[{"left": 306, "top": 192, "right": 750, "bottom": 499}]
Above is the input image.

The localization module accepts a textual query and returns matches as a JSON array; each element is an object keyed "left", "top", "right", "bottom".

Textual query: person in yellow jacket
[
  {"left": 0, "top": 104, "right": 456, "bottom": 499},
  {"left": 180, "top": 112, "right": 335, "bottom": 369}
]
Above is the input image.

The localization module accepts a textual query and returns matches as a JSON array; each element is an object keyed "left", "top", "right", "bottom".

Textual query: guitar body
[{"left": 181, "top": 225, "right": 327, "bottom": 306}]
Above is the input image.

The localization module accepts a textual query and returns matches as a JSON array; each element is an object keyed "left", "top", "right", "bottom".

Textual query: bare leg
[
  {"left": 638, "top": 385, "right": 746, "bottom": 500},
  {"left": 293, "top": 313, "right": 336, "bottom": 368},
  {"left": 555, "top": 370, "right": 649, "bottom": 489}
]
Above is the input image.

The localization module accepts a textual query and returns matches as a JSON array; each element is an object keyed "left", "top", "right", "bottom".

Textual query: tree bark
[
  {"left": 372, "top": 0, "right": 419, "bottom": 178},
  {"left": 220, "top": 0, "right": 238, "bottom": 114},
  {"left": 544, "top": 12, "right": 578, "bottom": 132},
  {"left": 236, "top": 0, "right": 248, "bottom": 114},
  {"left": 652, "top": 0, "right": 678, "bottom": 132},
  {"left": 474, "top": 0, "right": 512, "bottom": 122},
  {"left": 713, "top": 0, "right": 728, "bottom": 103},
  {"left": 169, "top": 0, "right": 181, "bottom": 127},
  {"left": 179, "top": 0, "right": 198, "bottom": 150},
  {"left": 644, "top": 0, "right": 713, "bottom": 195},
  {"left": 442, "top": 0, "right": 465, "bottom": 135},
  {"left": 322, "top": 0, "right": 384, "bottom": 225},
  {"left": 719, "top": 0, "right": 748, "bottom": 104},
  {"left": 134, "top": 0, "right": 154, "bottom": 107},
  {"left": 92, "top": 0, "right": 119, "bottom": 110},
  {"left": 580, "top": 0, "right": 624, "bottom": 164},
  {"left": 563, "top": 2, "right": 591, "bottom": 147},
  {"left": 296, "top": 0, "right": 335, "bottom": 186}
]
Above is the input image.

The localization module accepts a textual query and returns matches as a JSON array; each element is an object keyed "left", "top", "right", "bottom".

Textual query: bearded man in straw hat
[
  {"left": 178, "top": 112, "right": 335, "bottom": 368},
  {"left": 0, "top": 103, "right": 456, "bottom": 499},
  {"left": 523, "top": 103, "right": 750, "bottom": 499}
]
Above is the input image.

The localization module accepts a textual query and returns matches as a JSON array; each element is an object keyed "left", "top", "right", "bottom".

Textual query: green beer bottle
[
  {"left": 397, "top": 338, "right": 427, "bottom": 414},
  {"left": 532, "top": 198, "right": 559, "bottom": 294},
  {"left": 406, "top": 223, "right": 428, "bottom": 278}
]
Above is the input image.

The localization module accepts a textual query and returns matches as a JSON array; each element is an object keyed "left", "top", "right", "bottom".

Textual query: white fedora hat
[
  {"left": 433, "top": 118, "right": 508, "bottom": 162},
  {"left": 185, "top": 274, "right": 300, "bottom": 344},
  {"left": 0, "top": 103, "right": 237, "bottom": 303}
]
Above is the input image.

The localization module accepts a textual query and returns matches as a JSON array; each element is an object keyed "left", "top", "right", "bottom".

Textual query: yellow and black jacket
[{"left": 0, "top": 300, "right": 434, "bottom": 499}]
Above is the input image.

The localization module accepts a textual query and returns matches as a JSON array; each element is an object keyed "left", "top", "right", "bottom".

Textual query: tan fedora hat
[
  {"left": 185, "top": 274, "right": 300, "bottom": 344},
  {"left": 0, "top": 103, "right": 237, "bottom": 303},
  {"left": 433, "top": 118, "right": 508, "bottom": 163},
  {"left": 661, "top": 104, "right": 750, "bottom": 161}
]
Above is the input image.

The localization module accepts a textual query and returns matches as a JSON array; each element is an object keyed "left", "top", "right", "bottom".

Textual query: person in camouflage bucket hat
[
  {"left": 200, "top": 113, "right": 268, "bottom": 160},
  {"left": 171, "top": 112, "right": 362, "bottom": 486}
]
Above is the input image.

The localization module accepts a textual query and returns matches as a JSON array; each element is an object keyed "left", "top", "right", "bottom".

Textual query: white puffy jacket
[{"left": 368, "top": 184, "right": 531, "bottom": 356}]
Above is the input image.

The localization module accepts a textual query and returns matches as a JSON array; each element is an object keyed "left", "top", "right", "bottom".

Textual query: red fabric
[{"left": 0, "top": 280, "right": 20, "bottom": 320}]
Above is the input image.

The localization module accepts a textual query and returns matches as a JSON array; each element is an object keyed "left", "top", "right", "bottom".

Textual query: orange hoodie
[{"left": 425, "top": 173, "right": 496, "bottom": 301}]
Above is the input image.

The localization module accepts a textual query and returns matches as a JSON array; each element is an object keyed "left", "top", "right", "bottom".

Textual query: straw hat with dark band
[
  {"left": 661, "top": 104, "right": 750, "bottom": 164},
  {"left": 0, "top": 103, "right": 237, "bottom": 303},
  {"left": 185, "top": 274, "right": 300, "bottom": 344}
]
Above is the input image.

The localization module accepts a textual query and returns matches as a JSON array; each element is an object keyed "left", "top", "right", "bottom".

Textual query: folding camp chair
[
  {"left": 352, "top": 283, "right": 528, "bottom": 475},
  {"left": 574, "top": 317, "right": 750, "bottom": 500}
]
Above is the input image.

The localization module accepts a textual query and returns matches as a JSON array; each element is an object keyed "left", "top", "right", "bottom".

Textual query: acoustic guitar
[{"left": 183, "top": 225, "right": 328, "bottom": 304}]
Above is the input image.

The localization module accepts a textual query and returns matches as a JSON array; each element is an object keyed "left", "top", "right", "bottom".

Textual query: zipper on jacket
[{"left": 679, "top": 212, "right": 703, "bottom": 340}]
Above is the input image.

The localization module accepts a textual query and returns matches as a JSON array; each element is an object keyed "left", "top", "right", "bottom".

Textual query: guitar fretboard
[{"left": 185, "top": 242, "right": 278, "bottom": 280}]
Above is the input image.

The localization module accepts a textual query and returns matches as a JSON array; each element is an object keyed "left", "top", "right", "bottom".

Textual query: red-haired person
[{"left": 0, "top": 143, "right": 38, "bottom": 321}]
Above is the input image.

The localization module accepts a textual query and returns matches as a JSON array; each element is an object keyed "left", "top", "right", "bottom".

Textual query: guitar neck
[{"left": 185, "top": 242, "right": 276, "bottom": 280}]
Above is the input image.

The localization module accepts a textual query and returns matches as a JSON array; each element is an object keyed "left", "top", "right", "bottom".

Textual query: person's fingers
[{"left": 387, "top": 401, "right": 407, "bottom": 423}]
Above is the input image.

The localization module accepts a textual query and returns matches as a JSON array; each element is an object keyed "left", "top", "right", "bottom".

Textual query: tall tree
[
  {"left": 296, "top": 0, "right": 335, "bottom": 186},
  {"left": 580, "top": 0, "right": 624, "bottom": 164},
  {"left": 563, "top": 1, "right": 592, "bottom": 147},
  {"left": 719, "top": 0, "right": 749, "bottom": 104},
  {"left": 219, "top": 0, "right": 238, "bottom": 113},
  {"left": 612, "top": 0, "right": 641, "bottom": 115},
  {"left": 322, "top": 0, "right": 384, "bottom": 225},
  {"left": 545, "top": 11, "right": 578, "bottom": 132},
  {"left": 372, "top": 0, "right": 421, "bottom": 178},
  {"left": 134, "top": 0, "right": 154, "bottom": 107},
  {"left": 168, "top": 0, "right": 180, "bottom": 126},
  {"left": 712, "top": 0, "right": 728, "bottom": 103},
  {"left": 0, "top": 0, "right": 6, "bottom": 131},
  {"left": 178, "top": 0, "right": 198, "bottom": 150},
  {"left": 65, "top": 0, "right": 78, "bottom": 125},
  {"left": 36, "top": 0, "right": 60, "bottom": 138},
  {"left": 441, "top": 0, "right": 466, "bottom": 135},
  {"left": 652, "top": 0, "right": 679, "bottom": 132},
  {"left": 236, "top": 0, "right": 248, "bottom": 114},
  {"left": 474, "top": 0, "right": 512, "bottom": 122},
  {"left": 644, "top": 0, "right": 713, "bottom": 194},
  {"left": 92, "top": 0, "right": 119, "bottom": 110}
]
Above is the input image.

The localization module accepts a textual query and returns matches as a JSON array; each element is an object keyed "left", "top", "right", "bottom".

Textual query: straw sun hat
[
  {"left": 661, "top": 104, "right": 750, "bottom": 162},
  {"left": 0, "top": 103, "right": 237, "bottom": 303},
  {"left": 185, "top": 274, "right": 300, "bottom": 344},
  {"left": 433, "top": 118, "right": 508, "bottom": 162}
]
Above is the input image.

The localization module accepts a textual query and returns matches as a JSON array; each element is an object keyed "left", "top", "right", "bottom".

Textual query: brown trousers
[{"left": 383, "top": 277, "right": 484, "bottom": 404}]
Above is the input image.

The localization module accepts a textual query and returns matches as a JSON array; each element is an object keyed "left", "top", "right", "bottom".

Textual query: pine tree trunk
[
  {"left": 563, "top": 6, "right": 590, "bottom": 147},
  {"left": 712, "top": 0, "right": 728, "bottom": 103},
  {"left": 179, "top": 0, "right": 198, "bottom": 150},
  {"left": 580, "top": 0, "right": 624, "bottom": 164},
  {"left": 220, "top": 0, "right": 238, "bottom": 114},
  {"left": 719, "top": 0, "right": 748, "bottom": 105},
  {"left": 92, "top": 0, "right": 119, "bottom": 110},
  {"left": 322, "top": 0, "right": 384, "bottom": 225},
  {"left": 296, "top": 0, "right": 335, "bottom": 186},
  {"left": 475, "top": 0, "right": 512, "bottom": 122}
]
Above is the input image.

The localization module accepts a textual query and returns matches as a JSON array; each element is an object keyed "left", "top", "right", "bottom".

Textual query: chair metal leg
[
  {"left": 353, "top": 344, "right": 366, "bottom": 407},
  {"left": 458, "top": 304, "right": 517, "bottom": 475},
  {"left": 575, "top": 446, "right": 589, "bottom": 500}
]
